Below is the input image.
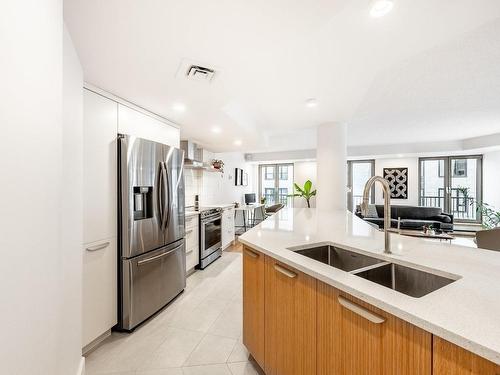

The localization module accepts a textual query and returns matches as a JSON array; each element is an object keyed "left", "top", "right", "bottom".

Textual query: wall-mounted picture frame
[
  {"left": 383, "top": 167, "right": 408, "bottom": 199},
  {"left": 234, "top": 168, "right": 241, "bottom": 186},
  {"left": 242, "top": 172, "right": 248, "bottom": 186}
]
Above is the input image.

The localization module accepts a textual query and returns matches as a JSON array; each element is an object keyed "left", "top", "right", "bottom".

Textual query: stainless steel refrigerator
[{"left": 117, "top": 134, "right": 186, "bottom": 331}]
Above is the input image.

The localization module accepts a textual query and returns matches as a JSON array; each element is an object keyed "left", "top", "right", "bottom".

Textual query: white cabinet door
[
  {"left": 83, "top": 90, "right": 118, "bottom": 244},
  {"left": 222, "top": 207, "right": 235, "bottom": 249},
  {"left": 118, "top": 104, "right": 180, "bottom": 147},
  {"left": 82, "top": 237, "right": 117, "bottom": 347},
  {"left": 185, "top": 216, "right": 199, "bottom": 271}
]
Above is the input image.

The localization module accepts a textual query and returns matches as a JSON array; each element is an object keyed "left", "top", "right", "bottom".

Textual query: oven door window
[{"left": 204, "top": 217, "right": 222, "bottom": 250}]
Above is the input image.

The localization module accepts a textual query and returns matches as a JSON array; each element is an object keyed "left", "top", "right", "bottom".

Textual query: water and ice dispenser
[{"left": 133, "top": 186, "right": 153, "bottom": 220}]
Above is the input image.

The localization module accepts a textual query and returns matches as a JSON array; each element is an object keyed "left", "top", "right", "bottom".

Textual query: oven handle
[{"left": 201, "top": 215, "right": 222, "bottom": 224}]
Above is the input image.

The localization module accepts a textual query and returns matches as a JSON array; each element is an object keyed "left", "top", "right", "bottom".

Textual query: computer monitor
[{"left": 245, "top": 193, "right": 256, "bottom": 205}]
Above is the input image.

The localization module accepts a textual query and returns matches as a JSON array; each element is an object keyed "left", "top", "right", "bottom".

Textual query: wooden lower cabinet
[
  {"left": 317, "top": 281, "right": 431, "bottom": 375},
  {"left": 242, "top": 247, "right": 265, "bottom": 369},
  {"left": 264, "top": 256, "right": 317, "bottom": 375},
  {"left": 242, "top": 248, "right": 498, "bottom": 375},
  {"left": 433, "top": 337, "right": 500, "bottom": 375}
]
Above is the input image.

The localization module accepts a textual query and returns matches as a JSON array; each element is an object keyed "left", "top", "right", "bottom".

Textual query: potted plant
[
  {"left": 260, "top": 196, "right": 267, "bottom": 205},
  {"left": 475, "top": 202, "right": 500, "bottom": 229},
  {"left": 211, "top": 159, "right": 224, "bottom": 173},
  {"left": 289, "top": 180, "right": 317, "bottom": 208}
]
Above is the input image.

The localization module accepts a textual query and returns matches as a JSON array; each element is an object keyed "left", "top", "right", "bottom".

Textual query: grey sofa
[{"left": 356, "top": 205, "right": 454, "bottom": 232}]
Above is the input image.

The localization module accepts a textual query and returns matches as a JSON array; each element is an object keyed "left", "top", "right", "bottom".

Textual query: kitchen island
[{"left": 239, "top": 208, "right": 500, "bottom": 374}]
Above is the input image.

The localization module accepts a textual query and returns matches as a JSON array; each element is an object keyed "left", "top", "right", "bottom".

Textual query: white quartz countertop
[
  {"left": 206, "top": 203, "right": 235, "bottom": 209},
  {"left": 185, "top": 211, "right": 200, "bottom": 217},
  {"left": 239, "top": 208, "right": 500, "bottom": 365}
]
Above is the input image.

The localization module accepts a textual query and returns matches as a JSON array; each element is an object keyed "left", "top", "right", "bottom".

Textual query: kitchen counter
[
  {"left": 238, "top": 208, "right": 500, "bottom": 365},
  {"left": 206, "top": 203, "right": 235, "bottom": 209},
  {"left": 185, "top": 210, "right": 200, "bottom": 217}
]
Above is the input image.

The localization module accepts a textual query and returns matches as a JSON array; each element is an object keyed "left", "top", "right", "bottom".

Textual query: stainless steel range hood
[{"left": 180, "top": 140, "right": 204, "bottom": 169}]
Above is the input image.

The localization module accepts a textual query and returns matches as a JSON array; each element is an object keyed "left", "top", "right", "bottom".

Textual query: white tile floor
[{"left": 85, "top": 252, "right": 263, "bottom": 375}]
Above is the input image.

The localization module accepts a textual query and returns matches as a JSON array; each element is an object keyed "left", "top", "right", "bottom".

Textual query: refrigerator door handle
[
  {"left": 137, "top": 244, "right": 182, "bottom": 266},
  {"left": 164, "top": 162, "right": 171, "bottom": 230},
  {"left": 157, "top": 162, "right": 164, "bottom": 228},
  {"left": 160, "top": 162, "right": 168, "bottom": 230}
]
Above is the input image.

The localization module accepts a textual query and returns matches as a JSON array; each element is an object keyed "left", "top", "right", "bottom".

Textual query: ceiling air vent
[{"left": 186, "top": 65, "right": 216, "bottom": 82}]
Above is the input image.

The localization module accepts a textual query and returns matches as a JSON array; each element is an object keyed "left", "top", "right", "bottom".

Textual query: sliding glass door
[
  {"left": 259, "top": 164, "right": 294, "bottom": 207},
  {"left": 419, "top": 156, "right": 482, "bottom": 223},
  {"left": 347, "top": 160, "right": 375, "bottom": 212}
]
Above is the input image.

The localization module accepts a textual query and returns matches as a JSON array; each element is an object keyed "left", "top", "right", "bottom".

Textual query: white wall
[
  {"left": 483, "top": 150, "right": 500, "bottom": 209},
  {"left": 293, "top": 161, "right": 317, "bottom": 208},
  {"left": 184, "top": 151, "right": 253, "bottom": 207},
  {"left": 0, "top": 2, "right": 82, "bottom": 374},
  {"left": 212, "top": 152, "right": 253, "bottom": 205},
  {"left": 61, "top": 25, "right": 84, "bottom": 375},
  {"left": 374, "top": 157, "right": 420, "bottom": 206}
]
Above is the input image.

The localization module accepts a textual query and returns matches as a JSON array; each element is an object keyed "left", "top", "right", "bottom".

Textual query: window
[
  {"left": 259, "top": 164, "right": 294, "bottom": 207},
  {"left": 419, "top": 156, "right": 482, "bottom": 223},
  {"left": 278, "top": 166, "right": 288, "bottom": 180},
  {"left": 453, "top": 159, "right": 467, "bottom": 177},
  {"left": 346, "top": 160, "right": 375, "bottom": 212},
  {"left": 438, "top": 160, "right": 445, "bottom": 177},
  {"left": 265, "top": 167, "right": 274, "bottom": 180}
]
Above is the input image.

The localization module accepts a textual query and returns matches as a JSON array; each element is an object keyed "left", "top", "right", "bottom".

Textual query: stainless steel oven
[{"left": 199, "top": 207, "right": 222, "bottom": 269}]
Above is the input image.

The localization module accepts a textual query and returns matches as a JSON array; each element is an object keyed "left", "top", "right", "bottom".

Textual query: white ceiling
[{"left": 64, "top": 0, "right": 500, "bottom": 152}]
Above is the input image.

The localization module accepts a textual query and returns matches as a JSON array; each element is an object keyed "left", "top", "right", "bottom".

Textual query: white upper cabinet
[
  {"left": 118, "top": 104, "right": 180, "bottom": 147},
  {"left": 83, "top": 90, "right": 118, "bottom": 244}
]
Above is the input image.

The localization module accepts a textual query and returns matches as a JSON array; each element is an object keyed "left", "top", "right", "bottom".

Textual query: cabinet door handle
[
  {"left": 274, "top": 264, "right": 297, "bottom": 278},
  {"left": 86, "top": 242, "right": 110, "bottom": 252},
  {"left": 338, "top": 296, "right": 385, "bottom": 324},
  {"left": 244, "top": 249, "right": 259, "bottom": 258}
]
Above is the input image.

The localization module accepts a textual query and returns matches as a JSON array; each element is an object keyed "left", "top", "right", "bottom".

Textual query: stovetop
[{"left": 186, "top": 206, "right": 222, "bottom": 218}]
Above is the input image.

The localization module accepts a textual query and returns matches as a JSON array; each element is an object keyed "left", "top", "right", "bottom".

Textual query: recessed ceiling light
[
  {"left": 305, "top": 98, "right": 318, "bottom": 108},
  {"left": 234, "top": 140, "right": 242, "bottom": 146},
  {"left": 370, "top": 0, "right": 394, "bottom": 18},
  {"left": 172, "top": 103, "right": 186, "bottom": 112},
  {"left": 211, "top": 127, "right": 221, "bottom": 134}
]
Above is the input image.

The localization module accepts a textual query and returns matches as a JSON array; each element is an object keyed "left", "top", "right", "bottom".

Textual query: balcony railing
[{"left": 420, "top": 196, "right": 477, "bottom": 221}]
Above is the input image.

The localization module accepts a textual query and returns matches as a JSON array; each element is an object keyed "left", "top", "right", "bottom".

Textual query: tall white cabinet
[
  {"left": 82, "top": 90, "right": 118, "bottom": 349},
  {"left": 82, "top": 88, "right": 181, "bottom": 351}
]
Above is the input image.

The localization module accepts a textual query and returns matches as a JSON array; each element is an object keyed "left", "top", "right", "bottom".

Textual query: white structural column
[{"left": 316, "top": 122, "right": 347, "bottom": 211}]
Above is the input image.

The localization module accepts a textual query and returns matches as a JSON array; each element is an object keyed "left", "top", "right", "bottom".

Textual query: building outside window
[
  {"left": 265, "top": 166, "right": 274, "bottom": 180},
  {"left": 259, "top": 164, "right": 294, "bottom": 207},
  {"left": 278, "top": 166, "right": 288, "bottom": 180}
]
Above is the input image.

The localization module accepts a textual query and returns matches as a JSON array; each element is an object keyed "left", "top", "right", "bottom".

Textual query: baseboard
[
  {"left": 82, "top": 329, "right": 112, "bottom": 356},
  {"left": 77, "top": 356, "right": 85, "bottom": 375}
]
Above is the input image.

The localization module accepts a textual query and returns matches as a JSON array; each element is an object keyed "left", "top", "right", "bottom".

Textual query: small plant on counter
[
  {"left": 260, "top": 196, "right": 267, "bottom": 204},
  {"left": 289, "top": 180, "right": 316, "bottom": 208}
]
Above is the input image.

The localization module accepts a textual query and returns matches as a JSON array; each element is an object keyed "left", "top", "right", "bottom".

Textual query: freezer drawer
[{"left": 119, "top": 240, "right": 186, "bottom": 330}]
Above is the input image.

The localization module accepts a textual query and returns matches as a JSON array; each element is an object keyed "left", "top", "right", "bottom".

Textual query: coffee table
[{"left": 397, "top": 229, "right": 455, "bottom": 243}]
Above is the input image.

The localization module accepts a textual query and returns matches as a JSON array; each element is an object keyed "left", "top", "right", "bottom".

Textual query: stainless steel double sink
[{"left": 291, "top": 245, "right": 458, "bottom": 298}]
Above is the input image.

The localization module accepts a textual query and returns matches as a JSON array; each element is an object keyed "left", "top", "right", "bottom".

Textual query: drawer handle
[
  {"left": 186, "top": 248, "right": 194, "bottom": 254},
  {"left": 244, "top": 249, "right": 259, "bottom": 258},
  {"left": 138, "top": 245, "right": 180, "bottom": 266},
  {"left": 338, "top": 296, "right": 385, "bottom": 324},
  {"left": 86, "top": 242, "right": 110, "bottom": 252},
  {"left": 186, "top": 229, "right": 193, "bottom": 234},
  {"left": 274, "top": 264, "right": 297, "bottom": 278}
]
